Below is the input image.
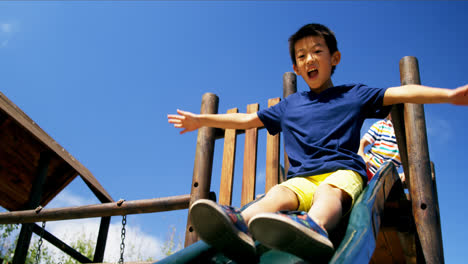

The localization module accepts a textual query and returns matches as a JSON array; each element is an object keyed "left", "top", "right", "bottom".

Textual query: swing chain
[
  {"left": 118, "top": 215, "right": 127, "bottom": 264},
  {"left": 35, "top": 221, "right": 46, "bottom": 264}
]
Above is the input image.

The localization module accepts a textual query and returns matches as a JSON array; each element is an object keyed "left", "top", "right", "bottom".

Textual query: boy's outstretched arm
[
  {"left": 167, "top": 109, "right": 263, "bottom": 134},
  {"left": 383, "top": 84, "right": 468, "bottom": 106}
]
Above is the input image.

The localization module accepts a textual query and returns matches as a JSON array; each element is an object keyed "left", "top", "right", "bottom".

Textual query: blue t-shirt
[{"left": 257, "top": 84, "right": 391, "bottom": 180}]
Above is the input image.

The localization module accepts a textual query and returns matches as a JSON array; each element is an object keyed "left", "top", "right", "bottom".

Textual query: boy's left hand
[{"left": 449, "top": 84, "right": 468, "bottom": 105}]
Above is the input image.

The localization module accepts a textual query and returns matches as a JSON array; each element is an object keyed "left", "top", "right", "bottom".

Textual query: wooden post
[
  {"left": 13, "top": 151, "right": 51, "bottom": 264},
  {"left": 283, "top": 72, "right": 297, "bottom": 99},
  {"left": 184, "top": 93, "right": 218, "bottom": 247},
  {"left": 391, "top": 104, "right": 410, "bottom": 190},
  {"left": 282, "top": 72, "right": 297, "bottom": 180},
  {"left": 30, "top": 223, "right": 92, "bottom": 263},
  {"left": 400, "top": 56, "right": 444, "bottom": 263},
  {"left": 93, "top": 216, "right": 111, "bottom": 262}
]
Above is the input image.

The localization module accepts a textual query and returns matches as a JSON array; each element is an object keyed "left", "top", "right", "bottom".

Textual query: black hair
[{"left": 289, "top": 23, "right": 339, "bottom": 74}]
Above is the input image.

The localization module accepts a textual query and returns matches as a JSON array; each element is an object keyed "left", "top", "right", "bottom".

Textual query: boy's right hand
[{"left": 168, "top": 109, "right": 201, "bottom": 134}]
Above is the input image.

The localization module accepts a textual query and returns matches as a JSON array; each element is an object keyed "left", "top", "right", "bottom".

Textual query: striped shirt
[{"left": 363, "top": 119, "right": 401, "bottom": 176}]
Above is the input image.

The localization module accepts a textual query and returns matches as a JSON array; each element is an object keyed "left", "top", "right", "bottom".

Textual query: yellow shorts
[{"left": 280, "top": 170, "right": 364, "bottom": 213}]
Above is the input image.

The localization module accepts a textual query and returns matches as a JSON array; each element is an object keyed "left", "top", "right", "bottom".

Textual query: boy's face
[{"left": 293, "top": 35, "right": 341, "bottom": 93}]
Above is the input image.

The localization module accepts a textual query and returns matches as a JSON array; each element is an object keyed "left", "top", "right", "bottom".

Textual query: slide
[{"left": 156, "top": 162, "right": 406, "bottom": 264}]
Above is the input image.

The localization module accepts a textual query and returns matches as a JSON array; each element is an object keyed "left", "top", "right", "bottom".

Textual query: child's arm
[
  {"left": 383, "top": 84, "right": 468, "bottom": 106},
  {"left": 358, "top": 138, "right": 370, "bottom": 163},
  {"left": 167, "top": 109, "right": 264, "bottom": 134}
]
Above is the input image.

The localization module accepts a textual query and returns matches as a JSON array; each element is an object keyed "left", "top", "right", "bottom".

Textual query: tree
[
  {"left": 55, "top": 232, "right": 95, "bottom": 264},
  {"left": 0, "top": 224, "right": 19, "bottom": 263},
  {"left": 25, "top": 240, "right": 53, "bottom": 264},
  {"left": 160, "top": 225, "right": 183, "bottom": 257}
]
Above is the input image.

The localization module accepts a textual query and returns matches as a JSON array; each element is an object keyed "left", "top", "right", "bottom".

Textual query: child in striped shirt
[{"left": 358, "top": 114, "right": 405, "bottom": 181}]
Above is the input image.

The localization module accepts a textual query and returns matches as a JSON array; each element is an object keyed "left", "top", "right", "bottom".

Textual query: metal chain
[
  {"left": 118, "top": 215, "right": 127, "bottom": 264},
  {"left": 35, "top": 221, "right": 46, "bottom": 264}
]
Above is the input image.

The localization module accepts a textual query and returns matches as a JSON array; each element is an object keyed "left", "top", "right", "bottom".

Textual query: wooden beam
[
  {"left": 391, "top": 104, "right": 410, "bottom": 190},
  {"left": 31, "top": 223, "right": 92, "bottom": 263},
  {"left": 13, "top": 151, "right": 51, "bottom": 264},
  {"left": 400, "top": 56, "right": 444, "bottom": 263},
  {"left": 0, "top": 195, "right": 190, "bottom": 224},
  {"left": 184, "top": 93, "right": 218, "bottom": 247},
  {"left": 93, "top": 216, "right": 111, "bottom": 262},
  {"left": 282, "top": 72, "right": 297, "bottom": 178}
]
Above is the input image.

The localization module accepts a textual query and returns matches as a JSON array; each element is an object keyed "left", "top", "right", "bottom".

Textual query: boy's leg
[
  {"left": 249, "top": 170, "right": 363, "bottom": 261},
  {"left": 308, "top": 169, "right": 362, "bottom": 233},
  {"left": 188, "top": 184, "right": 299, "bottom": 260},
  {"left": 307, "top": 183, "right": 352, "bottom": 232},
  {"left": 189, "top": 199, "right": 256, "bottom": 260},
  {"left": 242, "top": 184, "right": 299, "bottom": 224}
]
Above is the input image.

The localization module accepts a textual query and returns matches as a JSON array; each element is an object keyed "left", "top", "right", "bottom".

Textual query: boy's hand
[
  {"left": 168, "top": 109, "right": 201, "bottom": 134},
  {"left": 449, "top": 84, "right": 468, "bottom": 105}
]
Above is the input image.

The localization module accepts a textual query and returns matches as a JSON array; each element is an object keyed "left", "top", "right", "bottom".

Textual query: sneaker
[
  {"left": 189, "top": 199, "right": 256, "bottom": 260},
  {"left": 249, "top": 211, "right": 334, "bottom": 261}
]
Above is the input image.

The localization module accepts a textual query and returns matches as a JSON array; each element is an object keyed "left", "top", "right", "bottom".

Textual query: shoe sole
[
  {"left": 189, "top": 199, "right": 256, "bottom": 260},
  {"left": 249, "top": 213, "right": 334, "bottom": 261}
]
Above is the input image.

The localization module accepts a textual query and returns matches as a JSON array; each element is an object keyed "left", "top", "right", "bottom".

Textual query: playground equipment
[
  {"left": 0, "top": 56, "right": 443, "bottom": 263},
  {"left": 157, "top": 56, "right": 444, "bottom": 263}
]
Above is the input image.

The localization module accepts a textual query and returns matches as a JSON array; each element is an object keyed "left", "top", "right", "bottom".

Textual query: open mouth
[{"left": 307, "top": 69, "right": 318, "bottom": 79}]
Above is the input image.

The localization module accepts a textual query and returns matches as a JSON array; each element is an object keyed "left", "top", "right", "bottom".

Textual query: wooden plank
[
  {"left": 241, "top": 103, "right": 259, "bottom": 206},
  {"left": 219, "top": 108, "right": 238, "bottom": 205},
  {"left": 214, "top": 126, "right": 266, "bottom": 140},
  {"left": 265, "top": 98, "right": 280, "bottom": 193},
  {"left": 370, "top": 229, "right": 406, "bottom": 264}
]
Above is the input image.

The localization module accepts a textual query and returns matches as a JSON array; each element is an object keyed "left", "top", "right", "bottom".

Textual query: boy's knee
[
  {"left": 267, "top": 184, "right": 295, "bottom": 197},
  {"left": 316, "top": 184, "right": 352, "bottom": 213},
  {"left": 265, "top": 185, "right": 299, "bottom": 210}
]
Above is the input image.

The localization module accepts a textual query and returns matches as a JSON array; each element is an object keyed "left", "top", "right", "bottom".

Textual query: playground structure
[{"left": 0, "top": 56, "right": 444, "bottom": 263}]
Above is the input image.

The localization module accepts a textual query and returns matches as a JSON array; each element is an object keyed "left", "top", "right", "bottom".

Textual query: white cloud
[
  {"left": 1, "top": 23, "right": 12, "bottom": 33},
  {"left": 42, "top": 219, "right": 164, "bottom": 262},
  {"left": 47, "top": 189, "right": 97, "bottom": 208},
  {"left": 0, "top": 23, "right": 13, "bottom": 48},
  {"left": 35, "top": 190, "right": 166, "bottom": 262}
]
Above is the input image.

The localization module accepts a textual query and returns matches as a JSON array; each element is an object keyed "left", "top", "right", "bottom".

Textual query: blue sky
[{"left": 1, "top": 1, "right": 467, "bottom": 262}]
